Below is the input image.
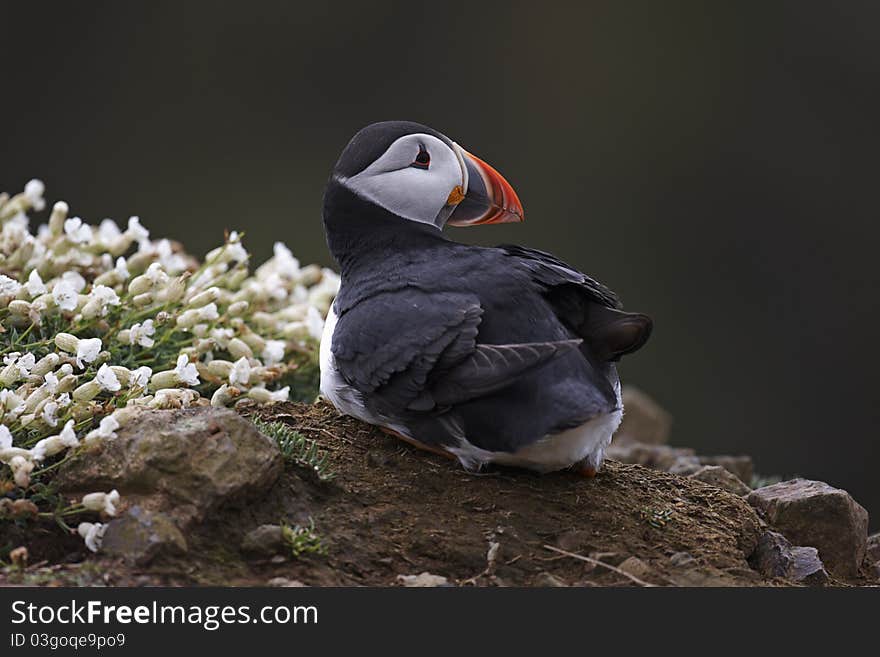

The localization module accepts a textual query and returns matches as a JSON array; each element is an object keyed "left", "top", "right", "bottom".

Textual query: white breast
[{"left": 319, "top": 305, "right": 360, "bottom": 414}]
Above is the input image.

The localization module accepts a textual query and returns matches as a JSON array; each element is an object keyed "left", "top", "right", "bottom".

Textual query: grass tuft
[
  {"left": 281, "top": 519, "right": 325, "bottom": 557},
  {"left": 253, "top": 419, "right": 334, "bottom": 481}
]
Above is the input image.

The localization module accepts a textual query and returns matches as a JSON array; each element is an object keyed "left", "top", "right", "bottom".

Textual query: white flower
[
  {"left": 43, "top": 371, "right": 59, "bottom": 391},
  {"left": 144, "top": 262, "right": 168, "bottom": 285},
  {"left": 114, "top": 256, "right": 130, "bottom": 280},
  {"left": 9, "top": 455, "right": 34, "bottom": 488},
  {"left": 305, "top": 305, "right": 324, "bottom": 340},
  {"left": 84, "top": 415, "right": 120, "bottom": 445},
  {"left": 0, "top": 274, "right": 22, "bottom": 298},
  {"left": 226, "top": 241, "right": 248, "bottom": 263},
  {"left": 129, "top": 366, "right": 152, "bottom": 388},
  {"left": 210, "top": 328, "right": 234, "bottom": 347},
  {"left": 25, "top": 270, "right": 46, "bottom": 296},
  {"left": 30, "top": 420, "right": 79, "bottom": 462},
  {"left": 128, "top": 320, "right": 155, "bottom": 347},
  {"left": 197, "top": 302, "right": 219, "bottom": 322},
  {"left": 59, "top": 419, "right": 78, "bottom": 445},
  {"left": 64, "top": 217, "right": 92, "bottom": 244},
  {"left": 272, "top": 241, "right": 300, "bottom": 278},
  {"left": 0, "top": 425, "right": 11, "bottom": 449},
  {"left": 41, "top": 400, "right": 59, "bottom": 427},
  {"left": 98, "top": 218, "right": 121, "bottom": 243},
  {"left": 0, "top": 390, "right": 25, "bottom": 417},
  {"left": 62, "top": 271, "right": 87, "bottom": 292},
  {"left": 228, "top": 357, "right": 251, "bottom": 387},
  {"left": 125, "top": 216, "right": 149, "bottom": 245},
  {"left": 174, "top": 354, "right": 200, "bottom": 386},
  {"left": 268, "top": 386, "right": 289, "bottom": 402},
  {"left": 262, "top": 340, "right": 286, "bottom": 365},
  {"left": 24, "top": 178, "right": 46, "bottom": 211},
  {"left": 262, "top": 273, "right": 288, "bottom": 301},
  {"left": 156, "top": 239, "right": 187, "bottom": 273},
  {"left": 88, "top": 285, "right": 120, "bottom": 313},
  {"left": 95, "top": 363, "right": 121, "bottom": 392},
  {"left": 82, "top": 489, "right": 120, "bottom": 516},
  {"left": 4, "top": 352, "right": 36, "bottom": 377},
  {"left": 52, "top": 280, "right": 79, "bottom": 311},
  {"left": 77, "top": 522, "right": 106, "bottom": 553},
  {"left": 75, "top": 337, "right": 102, "bottom": 368}
]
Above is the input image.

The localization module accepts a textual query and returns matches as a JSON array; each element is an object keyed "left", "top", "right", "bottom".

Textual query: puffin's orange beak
[{"left": 447, "top": 149, "right": 524, "bottom": 226}]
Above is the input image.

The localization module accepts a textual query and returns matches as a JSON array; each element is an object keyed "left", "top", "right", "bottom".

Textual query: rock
[
  {"left": 688, "top": 465, "right": 751, "bottom": 496},
  {"left": 668, "top": 457, "right": 702, "bottom": 476},
  {"left": 866, "top": 532, "right": 880, "bottom": 564},
  {"left": 101, "top": 506, "right": 187, "bottom": 566},
  {"left": 616, "top": 386, "right": 672, "bottom": 445},
  {"left": 556, "top": 530, "right": 593, "bottom": 552},
  {"left": 669, "top": 551, "right": 696, "bottom": 567},
  {"left": 748, "top": 530, "right": 829, "bottom": 586},
  {"left": 396, "top": 572, "right": 451, "bottom": 587},
  {"left": 241, "top": 524, "right": 285, "bottom": 557},
  {"left": 617, "top": 556, "right": 653, "bottom": 581},
  {"left": 267, "top": 577, "right": 306, "bottom": 587},
  {"left": 57, "top": 407, "right": 283, "bottom": 528},
  {"left": 605, "top": 443, "right": 695, "bottom": 471},
  {"left": 747, "top": 479, "right": 868, "bottom": 577},
  {"left": 533, "top": 572, "right": 568, "bottom": 587},
  {"left": 789, "top": 547, "right": 830, "bottom": 586},
  {"left": 697, "top": 455, "right": 753, "bottom": 484}
]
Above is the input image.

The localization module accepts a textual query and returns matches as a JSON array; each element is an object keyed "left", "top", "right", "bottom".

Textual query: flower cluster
[{"left": 0, "top": 180, "right": 338, "bottom": 553}]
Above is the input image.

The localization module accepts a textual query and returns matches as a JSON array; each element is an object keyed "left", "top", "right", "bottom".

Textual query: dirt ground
[{"left": 3, "top": 401, "right": 808, "bottom": 587}]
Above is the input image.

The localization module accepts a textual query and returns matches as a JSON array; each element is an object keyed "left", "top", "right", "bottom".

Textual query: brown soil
[{"left": 4, "top": 401, "right": 797, "bottom": 587}]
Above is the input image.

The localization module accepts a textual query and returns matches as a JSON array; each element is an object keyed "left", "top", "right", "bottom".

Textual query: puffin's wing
[
  {"left": 427, "top": 339, "right": 582, "bottom": 407},
  {"left": 501, "top": 244, "right": 653, "bottom": 361},
  {"left": 332, "top": 288, "right": 578, "bottom": 411}
]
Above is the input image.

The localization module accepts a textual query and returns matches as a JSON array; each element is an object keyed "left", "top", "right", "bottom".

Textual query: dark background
[{"left": 2, "top": 2, "right": 877, "bottom": 522}]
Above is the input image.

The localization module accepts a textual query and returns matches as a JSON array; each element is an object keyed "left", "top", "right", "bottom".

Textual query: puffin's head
[{"left": 330, "top": 121, "right": 524, "bottom": 229}]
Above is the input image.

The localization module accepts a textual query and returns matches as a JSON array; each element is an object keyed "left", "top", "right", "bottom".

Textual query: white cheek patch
[{"left": 341, "top": 133, "right": 464, "bottom": 226}]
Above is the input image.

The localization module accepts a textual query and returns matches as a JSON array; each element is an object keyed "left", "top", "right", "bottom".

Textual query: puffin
[{"left": 319, "top": 121, "right": 652, "bottom": 475}]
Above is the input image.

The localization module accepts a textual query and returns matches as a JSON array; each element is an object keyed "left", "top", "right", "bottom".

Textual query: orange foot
[
  {"left": 380, "top": 427, "right": 457, "bottom": 461},
  {"left": 576, "top": 464, "right": 598, "bottom": 478}
]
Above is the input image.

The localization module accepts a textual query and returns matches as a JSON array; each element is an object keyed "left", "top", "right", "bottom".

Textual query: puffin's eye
[{"left": 411, "top": 146, "right": 430, "bottom": 170}]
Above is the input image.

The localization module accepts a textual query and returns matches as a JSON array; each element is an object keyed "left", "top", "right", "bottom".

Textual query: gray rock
[
  {"left": 57, "top": 407, "right": 283, "bottom": 528},
  {"left": 866, "top": 532, "right": 880, "bottom": 564},
  {"left": 396, "top": 572, "right": 451, "bottom": 587},
  {"left": 688, "top": 465, "right": 751, "bottom": 496},
  {"left": 605, "top": 443, "right": 695, "bottom": 471},
  {"left": 789, "top": 547, "right": 830, "bottom": 587},
  {"left": 267, "top": 577, "right": 306, "bottom": 587},
  {"left": 668, "top": 457, "right": 702, "bottom": 476},
  {"left": 748, "top": 479, "right": 868, "bottom": 578},
  {"left": 616, "top": 386, "right": 672, "bottom": 445},
  {"left": 241, "top": 524, "right": 285, "bottom": 557},
  {"left": 669, "top": 551, "right": 696, "bottom": 567},
  {"left": 617, "top": 556, "right": 653, "bottom": 581},
  {"left": 748, "top": 530, "right": 829, "bottom": 586},
  {"left": 697, "top": 455, "right": 754, "bottom": 484},
  {"left": 533, "top": 572, "right": 568, "bottom": 587},
  {"left": 101, "top": 506, "right": 187, "bottom": 566}
]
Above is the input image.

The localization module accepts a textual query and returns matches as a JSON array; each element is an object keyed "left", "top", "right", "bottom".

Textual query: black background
[{"left": 1, "top": 2, "right": 877, "bottom": 521}]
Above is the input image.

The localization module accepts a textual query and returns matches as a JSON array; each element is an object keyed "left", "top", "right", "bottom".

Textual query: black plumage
[{"left": 321, "top": 122, "right": 652, "bottom": 464}]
